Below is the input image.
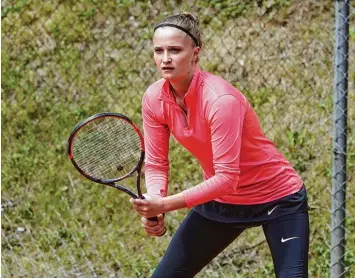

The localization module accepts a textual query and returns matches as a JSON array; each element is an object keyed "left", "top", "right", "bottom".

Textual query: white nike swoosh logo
[
  {"left": 268, "top": 205, "right": 278, "bottom": 215},
  {"left": 281, "top": 237, "right": 299, "bottom": 243}
]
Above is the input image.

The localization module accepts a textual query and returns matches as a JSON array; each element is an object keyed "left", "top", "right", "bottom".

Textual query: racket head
[{"left": 67, "top": 112, "right": 145, "bottom": 185}]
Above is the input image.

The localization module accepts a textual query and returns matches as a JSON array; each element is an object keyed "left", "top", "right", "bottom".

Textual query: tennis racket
[{"left": 67, "top": 112, "right": 158, "bottom": 222}]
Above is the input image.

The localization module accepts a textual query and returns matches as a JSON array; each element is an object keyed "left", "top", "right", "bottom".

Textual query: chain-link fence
[
  {"left": 1, "top": 0, "right": 354, "bottom": 277},
  {"left": 331, "top": 1, "right": 351, "bottom": 277}
]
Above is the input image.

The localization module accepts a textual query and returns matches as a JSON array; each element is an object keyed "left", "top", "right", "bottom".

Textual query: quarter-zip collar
[{"left": 159, "top": 66, "right": 202, "bottom": 106}]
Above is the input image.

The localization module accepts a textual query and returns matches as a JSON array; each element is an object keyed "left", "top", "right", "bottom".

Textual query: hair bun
[{"left": 180, "top": 12, "right": 199, "bottom": 26}]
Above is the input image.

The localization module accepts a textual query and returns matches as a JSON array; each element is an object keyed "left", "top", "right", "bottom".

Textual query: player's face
[{"left": 153, "top": 27, "right": 200, "bottom": 82}]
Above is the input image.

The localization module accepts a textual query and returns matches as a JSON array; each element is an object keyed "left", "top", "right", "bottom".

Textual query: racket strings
[{"left": 71, "top": 117, "right": 142, "bottom": 180}]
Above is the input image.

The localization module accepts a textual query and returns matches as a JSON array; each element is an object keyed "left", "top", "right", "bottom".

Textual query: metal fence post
[{"left": 331, "top": 0, "right": 349, "bottom": 277}]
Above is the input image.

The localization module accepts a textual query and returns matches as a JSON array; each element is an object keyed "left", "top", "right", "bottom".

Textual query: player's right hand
[{"left": 141, "top": 214, "right": 166, "bottom": 237}]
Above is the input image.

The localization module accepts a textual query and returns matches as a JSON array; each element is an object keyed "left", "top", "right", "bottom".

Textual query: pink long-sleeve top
[{"left": 142, "top": 67, "right": 303, "bottom": 208}]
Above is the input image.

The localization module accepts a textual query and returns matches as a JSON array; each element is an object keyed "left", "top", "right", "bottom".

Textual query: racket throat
[
  {"left": 136, "top": 151, "right": 145, "bottom": 199},
  {"left": 110, "top": 183, "right": 139, "bottom": 199},
  {"left": 136, "top": 169, "right": 144, "bottom": 199}
]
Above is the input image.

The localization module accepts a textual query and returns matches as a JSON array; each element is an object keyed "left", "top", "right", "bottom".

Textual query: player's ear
[{"left": 192, "top": 46, "right": 200, "bottom": 63}]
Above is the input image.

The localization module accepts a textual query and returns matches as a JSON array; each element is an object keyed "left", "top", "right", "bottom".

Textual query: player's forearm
[
  {"left": 146, "top": 184, "right": 163, "bottom": 197},
  {"left": 145, "top": 167, "right": 169, "bottom": 197},
  {"left": 162, "top": 192, "right": 187, "bottom": 212}
]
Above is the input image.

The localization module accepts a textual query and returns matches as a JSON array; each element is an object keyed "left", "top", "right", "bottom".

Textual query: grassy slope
[{"left": 1, "top": 0, "right": 355, "bottom": 277}]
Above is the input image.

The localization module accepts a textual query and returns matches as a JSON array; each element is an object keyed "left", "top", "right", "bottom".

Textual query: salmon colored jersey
[{"left": 142, "top": 67, "right": 303, "bottom": 208}]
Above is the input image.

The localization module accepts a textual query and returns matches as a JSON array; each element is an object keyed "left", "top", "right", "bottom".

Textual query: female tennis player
[{"left": 130, "top": 12, "right": 309, "bottom": 278}]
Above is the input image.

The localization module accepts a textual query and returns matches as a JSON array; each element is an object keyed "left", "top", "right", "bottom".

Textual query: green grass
[{"left": 2, "top": 0, "right": 355, "bottom": 277}]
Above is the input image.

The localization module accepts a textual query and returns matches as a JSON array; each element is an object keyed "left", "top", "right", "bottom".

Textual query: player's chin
[{"left": 160, "top": 70, "right": 178, "bottom": 80}]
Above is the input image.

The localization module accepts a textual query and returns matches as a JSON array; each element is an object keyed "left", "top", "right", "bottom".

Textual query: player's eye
[
  {"left": 170, "top": 48, "right": 181, "bottom": 53},
  {"left": 154, "top": 48, "right": 163, "bottom": 54}
]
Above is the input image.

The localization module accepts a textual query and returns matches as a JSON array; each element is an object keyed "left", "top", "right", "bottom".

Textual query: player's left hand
[{"left": 130, "top": 194, "right": 165, "bottom": 218}]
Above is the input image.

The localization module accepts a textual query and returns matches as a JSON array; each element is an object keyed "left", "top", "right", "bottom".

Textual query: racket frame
[{"left": 67, "top": 112, "right": 145, "bottom": 199}]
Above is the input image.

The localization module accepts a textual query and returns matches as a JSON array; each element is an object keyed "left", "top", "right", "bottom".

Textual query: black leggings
[{"left": 152, "top": 210, "right": 309, "bottom": 278}]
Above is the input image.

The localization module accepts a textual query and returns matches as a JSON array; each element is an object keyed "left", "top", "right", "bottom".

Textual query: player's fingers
[
  {"left": 142, "top": 224, "right": 161, "bottom": 233},
  {"left": 157, "top": 214, "right": 164, "bottom": 225},
  {"left": 145, "top": 226, "right": 166, "bottom": 237},
  {"left": 132, "top": 204, "right": 148, "bottom": 213},
  {"left": 155, "top": 226, "right": 167, "bottom": 237},
  {"left": 129, "top": 198, "right": 147, "bottom": 206},
  {"left": 141, "top": 221, "right": 163, "bottom": 231},
  {"left": 141, "top": 219, "right": 165, "bottom": 232}
]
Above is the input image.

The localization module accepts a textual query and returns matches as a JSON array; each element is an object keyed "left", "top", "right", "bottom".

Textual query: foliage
[{"left": 2, "top": 0, "right": 355, "bottom": 277}]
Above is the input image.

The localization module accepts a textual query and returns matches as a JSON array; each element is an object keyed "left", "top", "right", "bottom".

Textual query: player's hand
[
  {"left": 141, "top": 214, "right": 166, "bottom": 237},
  {"left": 130, "top": 194, "right": 165, "bottom": 218}
]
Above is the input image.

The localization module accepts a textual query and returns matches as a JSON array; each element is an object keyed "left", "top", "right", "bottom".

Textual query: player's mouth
[{"left": 161, "top": 66, "right": 174, "bottom": 71}]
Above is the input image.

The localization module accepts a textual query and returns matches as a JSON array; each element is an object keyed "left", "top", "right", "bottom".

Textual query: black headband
[{"left": 154, "top": 23, "right": 198, "bottom": 46}]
